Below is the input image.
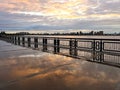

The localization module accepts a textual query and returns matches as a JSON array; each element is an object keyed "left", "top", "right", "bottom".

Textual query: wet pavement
[{"left": 0, "top": 40, "right": 120, "bottom": 90}]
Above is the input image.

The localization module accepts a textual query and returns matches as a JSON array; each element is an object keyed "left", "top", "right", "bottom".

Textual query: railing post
[
  {"left": 92, "top": 40, "right": 96, "bottom": 61},
  {"left": 15, "top": 36, "right": 17, "bottom": 45},
  {"left": 11, "top": 36, "right": 14, "bottom": 44},
  {"left": 28, "top": 37, "right": 31, "bottom": 47},
  {"left": 69, "top": 39, "right": 73, "bottom": 55},
  {"left": 18, "top": 37, "right": 20, "bottom": 45},
  {"left": 92, "top": 40, "right": 104, "bottom": 62},
  {"left": 57, "top": 39, "right": 60, "bottom": 53},
  {"left": 43, "top": 38, "right": 47, "bottom": 51},
  {"left": 34, "top": 37, "right": 38, "bottom": 49},
  {"left": 69, "top": 39, "right": 78, "bottom": 56},
  {"left": 99, "top": 40, "right": 104, "bottom": 62},
  {"left": 6, "top": 36, "right": 8, "bottom": 42},
  {"left": 8, "top": 36, "right": 11, "bottom": 43},
  {"left": 74, "top": 39, "right": 78, "bottom": 56},
  {"left": 54, "top": 38, "right": 60, "bottom": 54},
  {"left": 10, "top": 36, "right": 12, "bottom": 43},
  {"left": 22, "top": 37, "right": 25, "bottom": 47}
]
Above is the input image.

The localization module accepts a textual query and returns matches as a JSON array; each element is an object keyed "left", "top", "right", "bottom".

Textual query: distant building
[
  {"left": 94, "top": 31, "right": 104, "bottom": 35},
  {"left": 16, "top": 32, "right": 29, "bottom": 35},
  {"left": 99, "top": 31, "right": 104, "bottom": 35}
]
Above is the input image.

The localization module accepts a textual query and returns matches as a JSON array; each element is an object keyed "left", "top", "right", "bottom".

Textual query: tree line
[{"left": 0, "top": 31, "right": 120, "bottom": 36}]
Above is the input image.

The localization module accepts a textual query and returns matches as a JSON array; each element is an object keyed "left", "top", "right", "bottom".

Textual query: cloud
[{"left": 0, "top": 0, "right": 120, "bottom": 32}]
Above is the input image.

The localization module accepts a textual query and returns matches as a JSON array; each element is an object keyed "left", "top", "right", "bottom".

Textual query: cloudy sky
[{"left": 0, "top": 0, "right": 120, "bottom": 33}]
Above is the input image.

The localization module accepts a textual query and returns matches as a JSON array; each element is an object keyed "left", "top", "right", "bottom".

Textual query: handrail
[{"left": 1, "top": 35, "right": 120, "bottom": 68}]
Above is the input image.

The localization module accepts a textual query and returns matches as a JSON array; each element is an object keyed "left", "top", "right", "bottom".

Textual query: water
[
  {"left": 0, "top": 36, "right": 120, "bottom": 90},
  {"left": 25, "top": 35, "right": 120, "bottom": 39}
]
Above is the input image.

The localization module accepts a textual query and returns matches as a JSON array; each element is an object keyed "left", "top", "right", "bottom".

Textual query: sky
[{"left": 0, "top": 0, "right": 120, "bottom": 33}]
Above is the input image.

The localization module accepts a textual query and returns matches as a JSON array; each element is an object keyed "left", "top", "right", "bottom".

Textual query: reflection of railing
[{"left": 1, "top": 35, "right": 120, "bottom": 68}]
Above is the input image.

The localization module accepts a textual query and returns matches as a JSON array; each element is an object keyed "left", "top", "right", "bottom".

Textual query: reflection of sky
[
  {"left": 0, "top": 40, "right": 120, "bottom": 90},
  {"left": 0, "top": 0, "right": 120, "bottom": 33}
]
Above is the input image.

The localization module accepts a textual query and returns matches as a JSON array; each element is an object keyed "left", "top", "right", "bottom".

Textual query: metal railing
[{"left": 1, "top": 35, "right": 120, "bottom": 68}]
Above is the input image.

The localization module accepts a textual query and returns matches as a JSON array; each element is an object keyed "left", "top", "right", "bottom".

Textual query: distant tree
[
  {"left": 80, "top": 31, "right": 83, "bottom": 35},
  {"left": 89, "top": 31, "right": 94, "bottom": 35},
  {"left": 76, "top": 32, "right": 79, "bottom": 35},
  {"left": 0, "top": 31, "right": 6, "bottom": 35},
  {"left": 0, "top": 31, "right": 6, "bottom": 37}
]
